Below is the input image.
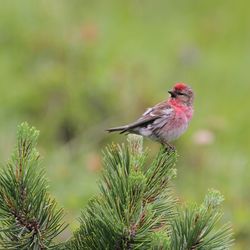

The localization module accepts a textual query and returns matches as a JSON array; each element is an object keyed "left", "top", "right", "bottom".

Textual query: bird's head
[{"left": 168, "top": 83, "right": 194, "bottom": 106}]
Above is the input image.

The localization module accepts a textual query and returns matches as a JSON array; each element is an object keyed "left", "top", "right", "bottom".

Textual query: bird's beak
[{"left": 168, "top": 90, "right": 177, "bottom": 98}]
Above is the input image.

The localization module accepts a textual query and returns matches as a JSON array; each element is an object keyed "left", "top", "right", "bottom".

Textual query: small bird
[{"left": 107, "top": 83, "right": 194, "bottom": 149}]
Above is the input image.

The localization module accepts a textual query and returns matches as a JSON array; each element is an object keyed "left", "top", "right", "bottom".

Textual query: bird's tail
[{"left": 106, "top": 125, "right": 129, "bottom": 134}]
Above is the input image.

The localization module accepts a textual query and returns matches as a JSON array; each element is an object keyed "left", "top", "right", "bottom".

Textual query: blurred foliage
[{"left": 0, "top": 0, "right": 249, "bottom": 249}]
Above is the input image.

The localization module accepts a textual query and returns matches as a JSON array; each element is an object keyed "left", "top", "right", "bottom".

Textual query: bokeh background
[{"left": 0, "top": 1, "right": 249, "bottom": 249}]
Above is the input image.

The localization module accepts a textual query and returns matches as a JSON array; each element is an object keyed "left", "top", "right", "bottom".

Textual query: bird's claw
[{"left": 160, "top": 141, "right": 176, "bottom": 153}]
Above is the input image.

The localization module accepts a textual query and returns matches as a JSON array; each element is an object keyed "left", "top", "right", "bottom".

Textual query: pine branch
[
  {"left": 0, "top": 122, "right": 66, "bottom": 250},
  {"left": 170, "top": 189, "right": 233, "bottom": 249},
  {"left": 68, "top": 135, "right": 233, "bottom": 250},
  {"left": 67, "top": 135, "right": 177, "bottom": 249},
  {"left": 0, "top": 124, "right": 233, "bottom": 249}
]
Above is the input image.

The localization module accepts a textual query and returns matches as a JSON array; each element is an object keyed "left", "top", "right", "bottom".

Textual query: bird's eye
[{"left": 177, "top": 91, "right": 189, "bottom": 97}]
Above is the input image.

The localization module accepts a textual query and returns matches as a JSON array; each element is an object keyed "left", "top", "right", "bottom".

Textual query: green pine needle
[
  {"left": 0, "top": 125, "right": 234, "bottom": 249},
  {"left": 0, "top": 122, "right": 66, "bottom": 249},
  {"left": 68, "top": 135, "right": 233, "bottom": 250},
  {"left": 68, "top": 136, "right": 179, "bottom": 249}
]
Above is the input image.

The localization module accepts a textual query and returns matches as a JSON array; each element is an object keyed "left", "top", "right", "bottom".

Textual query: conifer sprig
[
  {"left": 68, "top": 135, "right": 178, "bottom": 249},
  {"left": 68, "top": 135, "right": 233, "bottom": 250},
  {"left": 0, "top": 124, "right": 233, "bottom": 249},
  {"left": 0, "top": 122, "right": 66, "bottom": 249},
  {"left": 170, "top": 189, "right": 233, "bottom": 249}
]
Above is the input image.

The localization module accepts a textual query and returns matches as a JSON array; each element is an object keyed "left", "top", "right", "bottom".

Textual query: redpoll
[{"left": 107, "top": 83, "right": 194, "bottom": 149}]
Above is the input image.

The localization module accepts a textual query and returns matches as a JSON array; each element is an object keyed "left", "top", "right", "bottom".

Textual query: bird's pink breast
[
  {"left": 158, "top": 105, "right": 193, "bottom": 142},
  {"left": 161, "top": 114, "right": 188, "bottom": 142}
]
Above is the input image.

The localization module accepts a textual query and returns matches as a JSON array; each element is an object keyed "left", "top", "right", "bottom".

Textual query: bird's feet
[{"left": 161, "top": 142, "right": 176, "bottom": 153}]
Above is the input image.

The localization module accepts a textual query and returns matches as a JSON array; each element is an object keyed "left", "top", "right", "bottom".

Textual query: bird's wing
[{"left": 122, "top": 101, "right": 173, "bottom": 132}]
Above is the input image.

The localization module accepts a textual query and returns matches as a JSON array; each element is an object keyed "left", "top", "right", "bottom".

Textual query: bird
[{"left": 107, "top": 83, "right": 194, "bottom": 149}]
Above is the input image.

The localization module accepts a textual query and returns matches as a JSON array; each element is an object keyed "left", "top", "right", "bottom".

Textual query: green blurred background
[{"left": 0, "top": 1, "right": 249, "bottom": 248}]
